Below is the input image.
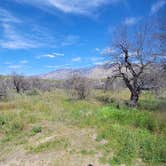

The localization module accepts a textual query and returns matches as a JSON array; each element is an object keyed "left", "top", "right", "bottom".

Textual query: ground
[{"left": 0, "top": 89, "right": 166, "bottom": 166}]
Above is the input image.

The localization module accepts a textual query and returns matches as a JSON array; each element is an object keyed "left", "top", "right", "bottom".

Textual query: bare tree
[
  {"left": 12, "top": 73, "right": 26, "bottom": 93},
  {"left": 108, "top": 22, "right": 162, "bottom": 107},
  {"left": 65, "top": 75, "right": 90, "bottom": 100},
  {"left": 0, "top": 77, "right": 8, "bottom": 100}
]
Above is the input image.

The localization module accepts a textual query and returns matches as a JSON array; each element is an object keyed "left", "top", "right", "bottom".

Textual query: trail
[{"left": 0, "top": 123, "right": 109, "bottom": 166}]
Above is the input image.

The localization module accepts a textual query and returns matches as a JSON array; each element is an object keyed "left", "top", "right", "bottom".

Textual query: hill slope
[{"left": 39, "top": 64, "right": 115, "bottom": 80}]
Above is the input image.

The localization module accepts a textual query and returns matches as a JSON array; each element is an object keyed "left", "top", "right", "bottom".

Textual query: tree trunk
[
  {"left": 16, "top": 86, "right": 20, "bottom": 93},
  {"left": 130, "top": 91, "right": 139, "bottom": 107}
]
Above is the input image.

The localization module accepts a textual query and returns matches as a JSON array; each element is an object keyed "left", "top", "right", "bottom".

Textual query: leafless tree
[
  {"left": 12, "top": 73, "right": 27, "bottom": 93},
  {"left": 108, "top": 21, "right": 162, "bottom": 107},
  {"left": 65, "top": 75, "right": 90, "bottom": 100},
  {"left": 104, "top": 76, "right": 125, "bottom": 92},
  {"left": 0, "top": 76, "right": 8, "bottom": 100}
]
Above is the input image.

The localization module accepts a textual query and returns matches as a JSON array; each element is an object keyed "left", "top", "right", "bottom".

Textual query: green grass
[
  {"left": 68, "top": 104, "right": 166, "bottom": 165},
  {"left": 0, "top": 89, "right": 166, "bottom": 165}
]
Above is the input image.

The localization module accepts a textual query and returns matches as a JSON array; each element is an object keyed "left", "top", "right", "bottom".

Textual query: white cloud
[
  {"left": 37, "top": 52, "right": 65, "bottom": 59},
  {"left": 150, "top": 0, "right": 166, "bottom": 14},
  {"left": 45, "top": 64, "right": 70, "bottom": 69},
  {"left": 124, "top": 17, "right": 139, "bottom": 26},
  {"left": 20, "top": 60, "right": 28, "bottom": 64},
  {"left": 14, "top": 0, "right": 121, "bottom": 15},
  {"left": 0, "top": 8, "right": 58, "bottom": 49},
  {"left": 0, "top": 7, "right": 21, "bottom": 23},
  {"left": 4, "top": 62, "right": 12, "bottom": 65},
  {"left": 43, "top": 54, "right": 56, "bottom": 58},
  {"left": 53, "top": 52, "right": 64, "bottom": 56},
  {"left": 72, "top": 57, "right": 81, "bottom": 62},
  {"left": 8, "top": 65, "right": 22, "bottom": 69},
  {"left": 100, "top": 47, "right": 116, "bottom": 55},
  {"left": 61, "top": 35, "right": 79, "bottom": 46},
  {"left": 0, "top": 11, "right": 41, "bottom": 49},
  {"left": 95, "top": 48, "right": 100, "bottom": 52}
]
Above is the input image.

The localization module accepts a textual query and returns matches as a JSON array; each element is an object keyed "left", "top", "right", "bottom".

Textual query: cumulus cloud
[{"left": 150, "top": 0, "right": 166, "bottom": 14}]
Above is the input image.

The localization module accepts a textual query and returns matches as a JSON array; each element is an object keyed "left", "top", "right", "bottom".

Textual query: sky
[{"left": 0, "top": 0, "right": 165, "bottom": 75}]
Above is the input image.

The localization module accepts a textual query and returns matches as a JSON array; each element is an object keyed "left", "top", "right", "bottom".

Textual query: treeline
[{"left": 0, "top": 63, "right": 166, "bottom": 102}]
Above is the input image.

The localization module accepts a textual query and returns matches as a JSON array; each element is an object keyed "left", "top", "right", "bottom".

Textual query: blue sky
[{"left": 0, "top": 0, "right": 165, "bottom": 75}]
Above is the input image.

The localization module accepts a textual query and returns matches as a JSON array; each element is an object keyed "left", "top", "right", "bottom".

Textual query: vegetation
[{"left": 0, "top": 88, "right": 165, "bottom": 165}]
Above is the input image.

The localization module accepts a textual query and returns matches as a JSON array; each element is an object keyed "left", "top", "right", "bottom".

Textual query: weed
[{"left": 31, "top": 126, "right": 42, "bottom": 135}]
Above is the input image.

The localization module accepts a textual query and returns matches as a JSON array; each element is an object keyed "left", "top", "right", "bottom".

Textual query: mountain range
[{"left": 39, "top": 64, "right": 115, "bottom": 80}]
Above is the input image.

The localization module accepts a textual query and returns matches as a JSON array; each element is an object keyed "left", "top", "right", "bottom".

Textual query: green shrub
[{"left": 31, "top": 126, "right": 42, "bottom": 135}]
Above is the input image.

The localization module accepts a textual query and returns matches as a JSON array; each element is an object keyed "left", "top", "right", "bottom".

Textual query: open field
[{"left": 0, "top": 89, "right": 166, "bottom": 166}]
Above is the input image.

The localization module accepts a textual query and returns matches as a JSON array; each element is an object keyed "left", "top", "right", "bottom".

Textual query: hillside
[{"left": 39, "top": 64, "right": 115, "bottom": 80}]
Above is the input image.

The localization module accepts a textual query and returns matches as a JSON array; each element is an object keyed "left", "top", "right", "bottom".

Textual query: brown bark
[{"left": 130, "top": 91, "right": 139, "bottom": 107}]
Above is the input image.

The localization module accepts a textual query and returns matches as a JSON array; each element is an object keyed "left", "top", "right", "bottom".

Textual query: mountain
[{"left": 39, "top": 64, "right": 115, "bottom": 80}]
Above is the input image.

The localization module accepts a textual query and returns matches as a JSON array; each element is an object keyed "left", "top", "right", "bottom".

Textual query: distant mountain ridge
[{"left": 39, "top": 64, "right": 115, "bottom": 80}]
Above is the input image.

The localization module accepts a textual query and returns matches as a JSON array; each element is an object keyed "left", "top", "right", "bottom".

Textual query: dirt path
[{"left": 0, "top": 123, "right": 109, "bottom": 166}]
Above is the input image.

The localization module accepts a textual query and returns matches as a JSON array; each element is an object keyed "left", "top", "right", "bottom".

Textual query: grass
[
  {"left": 0, "top": 89, "right": 166, "bottom": 165},
  {"left": 28, "top": 138, "right": 69, "bottom": 153},
  {"left": 70, "top": 105, "right": 166, "bottom": 165}
]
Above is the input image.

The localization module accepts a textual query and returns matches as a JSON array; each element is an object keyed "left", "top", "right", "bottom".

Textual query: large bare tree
[{"left": 109, "top": 21, "right": 162, "bottom": 107}]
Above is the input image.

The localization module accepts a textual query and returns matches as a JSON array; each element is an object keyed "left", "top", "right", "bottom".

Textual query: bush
[{"left": 31, "top": 126, "right": 42, "bottom": 135}]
